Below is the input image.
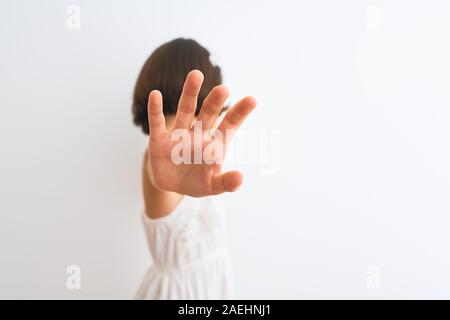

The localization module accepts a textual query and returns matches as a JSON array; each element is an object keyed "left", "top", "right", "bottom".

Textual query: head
[{"left": 132, "top": 38, "right": 223, "bottom": 134}]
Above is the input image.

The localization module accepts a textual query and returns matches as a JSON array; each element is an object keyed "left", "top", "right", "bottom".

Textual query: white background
[{"left": 1, "top": 0, "right": 450, "bottom": 299}]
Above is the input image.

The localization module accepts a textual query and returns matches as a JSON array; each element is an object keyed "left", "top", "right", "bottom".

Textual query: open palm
[{"left": 146, "top": 70, "right": 256, "bottom": 197}]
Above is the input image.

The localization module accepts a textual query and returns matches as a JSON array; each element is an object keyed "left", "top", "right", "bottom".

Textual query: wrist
[{"left": 143, "top": 151, "right": 183, "bottom": 218}]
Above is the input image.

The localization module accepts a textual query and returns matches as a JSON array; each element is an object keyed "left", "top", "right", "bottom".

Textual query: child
[{"left": 131, "top": 38, "right": 256, "bottom": 299}]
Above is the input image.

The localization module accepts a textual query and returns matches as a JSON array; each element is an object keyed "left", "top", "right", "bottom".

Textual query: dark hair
[{"left": 132, "top": 38, "right": 223, "bottom": 134}]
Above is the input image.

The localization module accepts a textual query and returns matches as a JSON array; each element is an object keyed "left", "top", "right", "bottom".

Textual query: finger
[
  {"left": 217, "top": 96, "right": 257, "bottom": 138},
  {"left": 210, "top": 170, "right": 243, "bottom": 195},
  {"left": 175, "top": 70, "right": 204, "bottom": 129},
  {"left": 197, "top": 85, "right": 229, "bottom": 130},
  {"left": 147, "top": 90, "right": 167, "bottom": 142}
]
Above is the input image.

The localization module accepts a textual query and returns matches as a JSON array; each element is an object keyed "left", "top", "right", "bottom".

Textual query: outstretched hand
[{"left": 146, "top": 70, "right": 256, "bottom": 197}]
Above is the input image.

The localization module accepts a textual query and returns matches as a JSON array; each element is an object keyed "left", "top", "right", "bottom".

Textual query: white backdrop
[{"left": 1, "top": 0, "right": 450, "bottom": 299}]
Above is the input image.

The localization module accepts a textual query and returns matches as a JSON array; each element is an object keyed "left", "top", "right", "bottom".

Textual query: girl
[{"left": 132, "top": 38, "right": 256, "bottom": 299}]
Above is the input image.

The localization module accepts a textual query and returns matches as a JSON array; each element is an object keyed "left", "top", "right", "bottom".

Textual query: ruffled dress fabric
[{"left": 134, "top": 196, "right": 233, "bottom": 299}]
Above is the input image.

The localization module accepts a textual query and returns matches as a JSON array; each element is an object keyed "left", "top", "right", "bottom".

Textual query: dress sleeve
[
  {"left": 143, "top": 196, "right": 226, "bottom": 269},
  {"left": 136, "top": 196, "right": 233, "bottom": 299}
]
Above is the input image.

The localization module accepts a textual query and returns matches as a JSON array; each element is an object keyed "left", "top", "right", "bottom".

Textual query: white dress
[{"left": 134, "top": 196, "right": 233, "bottom": 299}]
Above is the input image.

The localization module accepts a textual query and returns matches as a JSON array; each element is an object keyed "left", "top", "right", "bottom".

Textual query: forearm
[{"left": 142, "top": 151, "right": 183, "bottom": 219}]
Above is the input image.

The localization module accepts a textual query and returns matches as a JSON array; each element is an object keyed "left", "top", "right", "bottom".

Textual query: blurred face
[{"left": 165, "top": 115, "right": 176, "bottom": 131}]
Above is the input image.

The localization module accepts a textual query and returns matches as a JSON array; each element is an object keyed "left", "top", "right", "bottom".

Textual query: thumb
[{"left": 210, "top": 171, "right": 244, "bottom": 195}]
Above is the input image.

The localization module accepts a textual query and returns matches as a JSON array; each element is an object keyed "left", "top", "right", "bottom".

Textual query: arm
[{"left": 142, "top": 70, "right": 256, "bottom": 219}]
